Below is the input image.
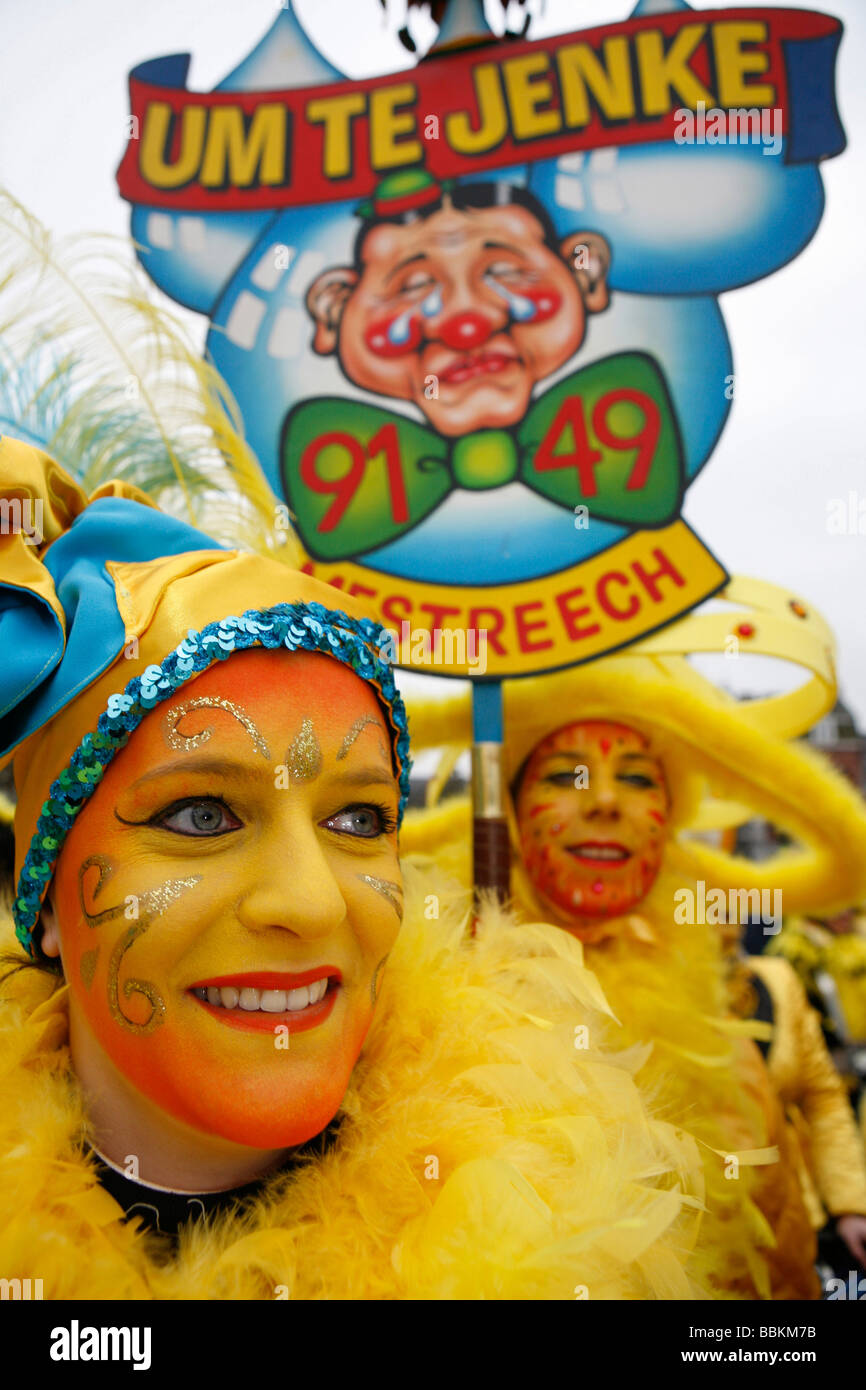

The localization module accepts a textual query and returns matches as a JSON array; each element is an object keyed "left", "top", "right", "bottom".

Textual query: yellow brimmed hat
[{"left": 403, "top": 636, "right": 866, "bottom": 918}]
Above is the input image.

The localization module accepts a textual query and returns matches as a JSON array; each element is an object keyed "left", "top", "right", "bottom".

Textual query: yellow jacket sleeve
[{"left": 751, "top": 956, "right": 866, "bottom": 1219}]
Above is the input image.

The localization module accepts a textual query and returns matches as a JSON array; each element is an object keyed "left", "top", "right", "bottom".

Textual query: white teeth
[
  {"left": 574, "top": 846, "right": 629, "bottom": 861},
  {"left": 198, "top": 980, "right": 331, "bottom": 1012}
]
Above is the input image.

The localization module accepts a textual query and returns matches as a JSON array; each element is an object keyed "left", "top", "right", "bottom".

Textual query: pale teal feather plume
[{"left": 0, "top": 189, "right": 290, "bottom": 555}]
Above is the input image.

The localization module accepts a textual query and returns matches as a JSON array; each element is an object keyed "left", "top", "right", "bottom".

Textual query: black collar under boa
[
  {"left": 83, "top": 1118, "right": 342, "bottom": 1240},
  {"left": 0, "top": 864, "right": 710, "bottom": 1300}
]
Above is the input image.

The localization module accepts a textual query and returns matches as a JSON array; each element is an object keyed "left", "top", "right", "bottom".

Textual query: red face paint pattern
[{"left": 516, "top": 720, "right": 671, "bottom": 936}]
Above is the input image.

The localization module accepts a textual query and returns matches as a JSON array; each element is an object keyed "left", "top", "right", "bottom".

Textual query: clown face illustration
[{"left": 306, "top": 181, "right": 610, "bottom": 437}]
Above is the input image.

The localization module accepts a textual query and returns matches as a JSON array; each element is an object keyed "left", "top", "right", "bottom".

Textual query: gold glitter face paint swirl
[
  {"left": 80, "top": 947, "right": 100, "bottom": 990},
  {"left": 370, "top": 954, "right": 389, "bottom": 1005},
  {"left": 137, "top": 878, "right": 204, "bottom": 919},
  {"left": 108, "top": 926, "right": 166, "bottom": 1036},
  {"left": 336, "top": 715, "right": 381, "bottom": 761},
  {"left": 164, "top": 697, "right": 271, "bottom": 759},
  {"left": 285, "top": 717, "right": 323, "bottom": 782},
  {"left": 107, "top": 876, "right": 201, "bottom": 1035},
  {"left": 356, "top": 874, "right": 403, "bottom": 921},
  {"left": 78, "top": 855, "right": 126, "bottom": 928}
]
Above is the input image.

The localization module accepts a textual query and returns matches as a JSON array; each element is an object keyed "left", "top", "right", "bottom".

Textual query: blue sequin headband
[{"left": 14, "top": 601, "right": 411, "bottom": 957}]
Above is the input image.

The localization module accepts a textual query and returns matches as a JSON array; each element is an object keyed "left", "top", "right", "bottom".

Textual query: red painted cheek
[
  {"left": 520, "top": 286, "right": 562, "bottom": 324},
  {"left": 649, "top": 811, "right": 666, "bottom": 825},
  {"left": 364, "top": 313, "right": 423, "bottom": 358}
]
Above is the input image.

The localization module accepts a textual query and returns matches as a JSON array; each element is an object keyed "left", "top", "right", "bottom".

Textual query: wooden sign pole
[{"left": 471, "top": 681, "right": 510, "bottom": 908}]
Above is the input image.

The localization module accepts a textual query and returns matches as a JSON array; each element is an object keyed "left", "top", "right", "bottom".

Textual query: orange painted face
[
  {"left": 46, "top": 649, "right": 402, "bottom": 1150},
  {"left": 515, "top": 720, "right": 669, "bottom": 933}
]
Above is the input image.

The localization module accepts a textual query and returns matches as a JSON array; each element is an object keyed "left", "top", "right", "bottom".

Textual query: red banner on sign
[{"left": 116, "top": 7, "right": 842, "bottom": 212}]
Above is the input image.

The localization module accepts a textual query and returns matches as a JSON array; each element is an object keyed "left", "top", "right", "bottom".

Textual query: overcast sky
[{"left": 1, "top": 0, "right": 864, "bottom": 726}]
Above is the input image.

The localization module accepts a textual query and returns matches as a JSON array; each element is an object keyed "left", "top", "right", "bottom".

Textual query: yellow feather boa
[
  {"left": 0, "top": 863, "right": 715, "bottom": 1301},
  {"left": 404, "top": 818, "right": 812, "bottom": 1297},
  {"left": 552, "top": 875, "right": 820, "bottom": 1299}
]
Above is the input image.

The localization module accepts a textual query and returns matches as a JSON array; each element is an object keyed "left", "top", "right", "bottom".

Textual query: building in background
[{"left": 810, "top": 700, "right": 865, "bottom": 792}]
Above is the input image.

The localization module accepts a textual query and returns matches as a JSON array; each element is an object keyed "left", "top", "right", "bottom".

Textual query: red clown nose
[{"left": 436, "top": 311, "right": 495, "bottom": 350}]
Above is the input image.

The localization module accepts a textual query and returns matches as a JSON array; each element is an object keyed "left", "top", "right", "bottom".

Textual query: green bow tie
[{"left": 282, "top": 352, "right": 684, "bottom": 562}]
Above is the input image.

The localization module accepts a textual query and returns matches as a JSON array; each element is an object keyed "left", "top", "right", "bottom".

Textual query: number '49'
[{"left": 533, "top": 389, "right": 661, "bottom": 496}]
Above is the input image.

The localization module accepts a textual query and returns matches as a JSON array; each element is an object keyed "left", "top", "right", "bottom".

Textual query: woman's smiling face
[
  {"left": 42, "top": 648, "right": 402, "bottom": 1151},
  {"left": 515, "top": 720, "right": 670, "bottom": 933}
]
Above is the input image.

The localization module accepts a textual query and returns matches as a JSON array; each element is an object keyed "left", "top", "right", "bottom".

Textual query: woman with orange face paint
[
  {"left": 0, "top": 439, "right": 715, "bottom": 1301},
  {"left": 402, "top": 655, "right": 866, "bottom": 1299},
  {"left": 41, "top": 647, "right": 403, "bottom": 1174},
  {"left": 513, "top": 701, "right": 866, "bottom": 1297},
  {"left": 514, "top": 720, "right": 669, "bottom": 935},
  {"left": 512, "top": 708, "right": 821, "bottom": 1300}
]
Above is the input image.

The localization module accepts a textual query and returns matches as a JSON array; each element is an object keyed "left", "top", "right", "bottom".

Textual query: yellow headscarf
[{"left": 0, "top": 438, "right": 410, "bottom": 954}]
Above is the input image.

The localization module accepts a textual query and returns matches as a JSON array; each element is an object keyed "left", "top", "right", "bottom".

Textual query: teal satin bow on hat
[{"left": 282, "top": 351, "right": 684, "bottom": 562}]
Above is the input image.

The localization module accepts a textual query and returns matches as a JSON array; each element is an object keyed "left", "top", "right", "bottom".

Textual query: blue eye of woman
[
  {"left": 157, "top": 799, "right": 240, "bottom": 836},
  {"left": 324, "top": 803, "right": 396, "bottom": 838},
  {"left": 544, "top": 771, "right": 577, "bottom": 787}
]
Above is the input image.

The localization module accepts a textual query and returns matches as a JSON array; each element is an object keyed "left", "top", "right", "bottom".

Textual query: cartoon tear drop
[
  {"left": 420, "top": 284, "right": 443, "bottom": 318},
  {"left": 387, "top": 305, "right": 418, "bottom": 346},
  {"left": 484, "top": 275, "right": 539, "bottom": 322}
]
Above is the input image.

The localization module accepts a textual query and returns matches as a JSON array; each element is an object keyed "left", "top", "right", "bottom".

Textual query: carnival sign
[{"left": 117, "top": 2, "right": 845, "bottom": 676}]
